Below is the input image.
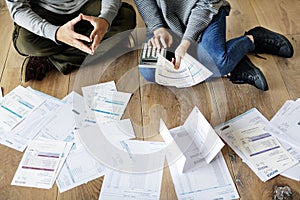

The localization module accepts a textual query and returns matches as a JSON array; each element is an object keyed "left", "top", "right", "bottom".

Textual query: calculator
[{"left": 139, "top": 43, "right": 167, "bottom": 65}]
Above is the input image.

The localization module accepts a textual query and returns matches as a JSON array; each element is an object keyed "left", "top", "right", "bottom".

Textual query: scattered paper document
[
  {"left": 11, "top": 139, "right": 72, "bottom": 189},
  {"left": 160, "top": 107, "right": 224, "bottom": 173},
  {"left": 233, "top": 124, "right": 297, "bottom": 180},
  {"left": 81, "top": 81, "right": 131, "bottom": 125},
  {"left": 271, "top": 98, "right": 300, "bottom": 147},
  {"left": 0, "top": 98, "right": 64, "bottom": 152},
  {"left": 0, "top": 87, "right": 64, "bottom": 152},
  {"left": 269, "top": 98, "right": 300, "bottom": 181},
  {"left": 35, "top": 100, "right": 75, "bottom": 142},
  {"left": 82, "top": 81, "right": 117, "bottom": 111},
  {"left": 155, "top": 53, "right": 213, "bottom": 88},
  {"left": 279, "top": 140, "right": 300, "bottom": 181},
  {"left": 215, "top": 108, "right": 298, "bottom": 182},
  {"left": 168, "top": 152, "right": 239, "bottom": 200},
  {"left": 78, "top": 120, "right": 165, "bottom": 173},
  {"left": 0, "top": 85, "right": 45, "bottom": 131},
  {"left": 90, "top": 90, "right": 131, "bottom": 123},
  {"left": 99, "top": 140, "right": 165, "bottom": 200},
  {"left": 56, "top": 144, "right": 106, "bottom": 193}
]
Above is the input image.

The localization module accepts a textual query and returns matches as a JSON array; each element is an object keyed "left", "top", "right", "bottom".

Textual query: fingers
[
  {"left": 167, "top": 36, "right": 173, "bottom": 48},
  {"left": 171, "top": 55, "right": 181, "bottom": 69},
  {"left": 72, "top": 39, "right": 93, "bottom": 54},
  {"left": 174, "top": 55, "right": 181, "bottom": 69},
  {"left": 148, "top": 36, "right": 170, "bottom": 50},
  {"left": 160, "top": 37, "right": 167, "bottom": 49},
  {"left": 80, "top": 14, "right": 95, "bottom": 25},
  {"left": 90, "top": 34, "right": 103, "bottom": 53},
  {"left": 70, "top": 14, "right": 83, "bottom": 26},
  {"left": 73, "top": 32, "right": 91, "bottom": 43}
]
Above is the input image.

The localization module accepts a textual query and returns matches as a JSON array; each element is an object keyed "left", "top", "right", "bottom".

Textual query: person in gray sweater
[
  {"left": 6, "top": 0, "right": 136, "bottom": 82},
  {"left": 134, "top": 0, "right": 294, "bottom": 91}
]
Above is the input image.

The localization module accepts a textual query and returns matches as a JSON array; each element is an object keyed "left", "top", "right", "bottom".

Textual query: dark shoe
[
  {"left": 21, "top": 56, "right": 55, "bottom": 82},
  {"left": 245, "top": 26, "right": 294, "bottom": 58},
  {"left": 229, "top": 56, "right": 269, "bottom": 91}
]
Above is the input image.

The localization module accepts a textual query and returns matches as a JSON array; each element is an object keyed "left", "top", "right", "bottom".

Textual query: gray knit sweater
[
  {"left": 6, "top": 0, "right": 122, "bottom": 42},
  {"left": 134, "top": 0, "right": 230, "bottom": 42}
]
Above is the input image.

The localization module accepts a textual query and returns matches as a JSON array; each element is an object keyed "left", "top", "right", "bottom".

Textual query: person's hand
[
  {"left": 148, "top": 27, "right": 173, "bottom": 49},
  {"left": 56, "top": 14, "right": 109, "bottom": 55},
  {"left": 172, "top": 40, "right": 191, "bottom": 69},
  {"left": 56, "top": 14, "right": 93, "bottom": 54},
  {"left": 81, "top": 14, "right": 109, "bottom": 53}
]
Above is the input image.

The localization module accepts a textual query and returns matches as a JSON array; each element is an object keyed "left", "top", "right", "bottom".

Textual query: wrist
[{"left": 180, "top": 39, "right": 191, "bottom": 48}]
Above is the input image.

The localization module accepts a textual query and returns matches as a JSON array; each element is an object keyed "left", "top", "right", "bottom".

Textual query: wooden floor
[{"left": 1, "top": 0, "right": 300, "bottom": 199}]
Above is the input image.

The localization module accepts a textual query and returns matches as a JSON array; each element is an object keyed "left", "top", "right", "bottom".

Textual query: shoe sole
[
  {"left": 128, "top": 33, "right": 136, "bottom": 49},
  {"left": 20, "top": 57, "right": 31, "bottom": 83}
]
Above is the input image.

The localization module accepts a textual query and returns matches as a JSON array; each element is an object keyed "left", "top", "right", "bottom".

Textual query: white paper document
[
  {"left": 0, "top": 98, "right": 64, "bottom": 152},
  {"left": 90, "top": 90, "right": 132, "bottom": 123},
  {"left": 35, "top": 101, "right": 75, "bottom": 142},
  {"left": 215, "top": 108, "right": 298, "bottom": 182},
  {"left": 82, "top": 81, "right": 117, "bottom": 111},
  {"left": 233, "top": 124, "right": 297, "bottom": 180},
  {"left": 81, "top": 81, "right": 131, "bottom": 125},
  {"left": 160, "top": 107, "right": 224, "bottom": 173},
  {"left": 99, "top": 140, "right": 165, "bottom": 200},
  {"left": 155, "top": 53, "right": 213, "bottom": 88},
  {"left": 0, "top": 85, "right": 45, "bottom": 131},
  {"left": 168, "top": 152, "right": 239, "bottom": 200},
  {"left": 279, "top": 140, "right": 300, "bottom": 181},
  {"left": 68, "top": 91, "right": 87, "bottom": 129},
  {"left": 11, "top": 139, "right": 72, "bottom": 189},
  {"left": 271, "top": 98, "right": 300, "bottom": 146},
  {"left": 56, "top": 144, "right": 106, "bottom": 193},
  {"left": 269, "top": 99, "right": 300, "bottom": 181}
]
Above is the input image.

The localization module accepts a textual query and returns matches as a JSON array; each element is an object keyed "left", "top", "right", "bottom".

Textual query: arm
[
  {"left": 134, "top": 0, "right": 172, "bottom": 49},
  {"left": 99, "top": 0, "right": 122, "bottom": 27},
  {"left": 5, "top": 0, "right": 59, "bottom": 42},
  {"left": 183, "top": 0, "right": 221, "bottom": 42},
  {"left": 174, "top": 0, "right": 222, "bottom": 68},
  {"left": 86, "top": 0, "right": 122, "bottom": 52},
  {"left": 134, "top": 0, "right": 165, "bottom": 33}
]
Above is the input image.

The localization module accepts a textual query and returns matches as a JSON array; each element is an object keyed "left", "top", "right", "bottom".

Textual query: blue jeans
[{"left": 139, "top": 7, "right": 255, "bottom": 82}]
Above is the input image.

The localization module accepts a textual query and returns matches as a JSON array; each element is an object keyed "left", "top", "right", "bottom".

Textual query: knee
[
  {"left": 13, "top": 26, "right": 35, "bottom": 56},
  {"left": 197, "top": 46, "right": 230, "bottom": 76},
  {"left": 214, "top": 54, "right": 232, "bottom": 76},
  {"left": 119, "top": 3, "right": 137, "bottom": 30},
  {"left": 13, "top": 26, "right": 56, "bottom": 56}
]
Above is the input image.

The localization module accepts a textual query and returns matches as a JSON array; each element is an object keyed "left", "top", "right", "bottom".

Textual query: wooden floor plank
[
  {"left": 1, "top": 43, "right": 24, "bottom": 94},
  {"left": 275, "top": 34, "right": 300, "bottom": 100},
  {"left": 0, "top": 0, "right": 7, "bottom": 10},
  {"left": 251, "top": 0, "right": 300, "bottom": 35},
  {"left": 0, "top": 10, "right": 13, "bottom": 82},
  {"left": 1, "top": 0, "right": 300, "bottom": 199},
  {"left": 226, "top": 0, "right": 261, "bottom": 39}
]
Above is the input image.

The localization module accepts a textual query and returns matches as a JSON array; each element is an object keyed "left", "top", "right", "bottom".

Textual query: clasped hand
[
  {"left": 148, "top": 27, "right": 190, "bottom": 69},
  {"left": 56, "top": 13, "right": 109, "bottom": 55}
]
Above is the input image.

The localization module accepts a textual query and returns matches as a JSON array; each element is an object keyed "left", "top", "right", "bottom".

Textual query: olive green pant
[{"left": 13, "top": 1, "right": 136, "bottom": 74}]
